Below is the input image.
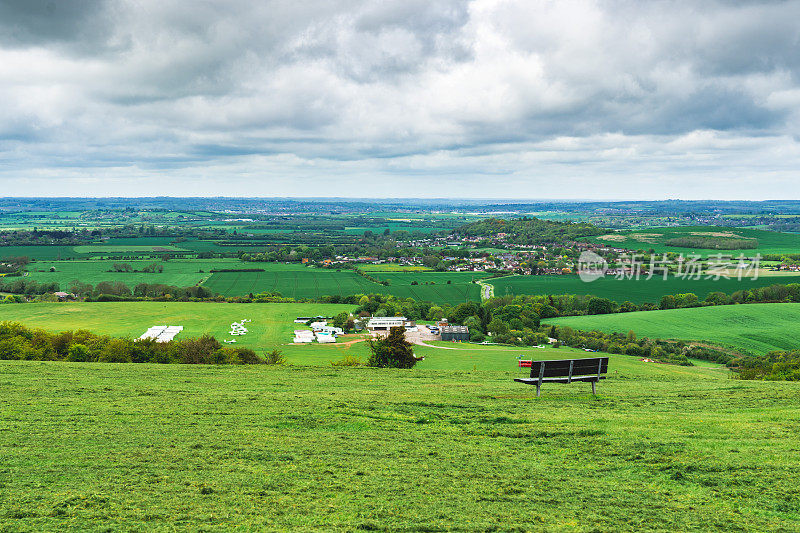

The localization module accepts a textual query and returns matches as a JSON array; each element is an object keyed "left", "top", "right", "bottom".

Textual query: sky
[{"left": 1, "top": 0, "right": 800, "bottom": 199}]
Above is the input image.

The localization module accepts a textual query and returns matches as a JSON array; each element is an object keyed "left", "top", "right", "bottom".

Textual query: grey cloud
[{"left": 1, "top": 0, "right": 800, "bottom": 198}]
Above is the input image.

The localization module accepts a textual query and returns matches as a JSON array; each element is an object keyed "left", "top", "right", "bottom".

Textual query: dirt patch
[
  {"left": 688, "top": 231, "right": 741, "bottom": 238},
  {"left": 597, "top": 234, "right": 627, "bottom": 242},
  {"left": 628, "top": 233, "right": 662, "bottom": 244}
]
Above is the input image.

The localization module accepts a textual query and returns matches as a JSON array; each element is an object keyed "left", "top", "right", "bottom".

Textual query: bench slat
[
  {"left": 528, "top": 357, "right": 608, "bottom": 378},
  {"left": 515, "top": 376, "right": 606, "bottom": 384}
]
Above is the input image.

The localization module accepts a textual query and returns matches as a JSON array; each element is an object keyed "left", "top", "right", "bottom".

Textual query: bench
[{"left": 514, "top": 357, "right": 608, "bottom": 396}]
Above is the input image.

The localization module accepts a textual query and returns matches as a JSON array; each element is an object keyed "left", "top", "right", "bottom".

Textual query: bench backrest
[{"left": 528, "top": 357, "right": 608, "bottom": 379}]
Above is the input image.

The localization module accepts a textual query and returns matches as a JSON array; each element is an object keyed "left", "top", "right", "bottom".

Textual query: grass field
[
  {"left": 202, "top": 266, "right": 486, "bottom": 305},
  {"left": 489, "top": 274, "right": 800, "bottom": 304},
  {"left": 545, "top": 303, "right": 800, "bottom": 355},
  {"left": 1, "top": 356, "right": 799, "bottom": 530},
  {"left": 0, "top": 302, "right": 357, "bottom": 356},
  {"left": 72, "top": 245, "right": 189, "bottom": 253},
  {"left": 23, "top": 259, "right": 243, "bottom": 290},
  {"left": 588, "top": 225, "right": 800, "bottom": 257}
]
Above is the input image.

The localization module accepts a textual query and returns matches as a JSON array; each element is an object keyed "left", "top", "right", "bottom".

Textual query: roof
[{"left": 441, "top": 326, "right": 469, "bottom": 333}]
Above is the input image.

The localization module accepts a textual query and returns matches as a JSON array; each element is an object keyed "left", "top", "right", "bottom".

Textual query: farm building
[
  {"left": 440, "top": 325, "right": 469, "bottom": 342},
  {"left": 366, "top": 316, "right": 415, "bottom": 332},
  {"left": 293, "top": 330, "right": 315, "bottom": 343}
]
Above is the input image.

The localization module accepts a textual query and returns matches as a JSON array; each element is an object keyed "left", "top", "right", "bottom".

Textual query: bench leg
[
  {"left": 591, "top": 381, "right": 596, "bottom": 395},
  {"left": 536, "top": 383, "right": 541, "bottom": 397}
]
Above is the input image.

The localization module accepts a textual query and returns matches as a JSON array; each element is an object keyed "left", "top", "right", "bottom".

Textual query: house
[
  {"left": 366, "top": 317, "right": 414, "bottom": 332},
  {"left": 441, "top": 325, "right": 469, "bottom": 342},
  {"left": 53, "top": 291, "right": 73, "bottom": 301}
]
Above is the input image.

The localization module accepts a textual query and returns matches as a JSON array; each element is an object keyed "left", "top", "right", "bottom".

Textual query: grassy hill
[
  {"left": 1, "top": 358, "right": 799, "bottom": 530},
  {"left": 488, "top": 274, "right": 800, "bottom": 304},
  {"left": 0, "top": 302, "right": 355, "bottom": 355},
  {"left": 588, "top": 225, "right": 800, "bottom": 257},
  {"left": 545, "top": 303, "right": 800, "bottom": 354}
]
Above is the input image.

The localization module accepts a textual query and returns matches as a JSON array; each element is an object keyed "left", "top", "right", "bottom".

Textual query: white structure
[
  {"left": 317, "top": 325, "right": 344, "bottom": 336},
  {"left": 229, "top": 320, "right": 250, "bottom": 336},
  {"left": 316, "top": 333, "right": 336, "bottom": 343},
  {"left": 293, "top": 330, "right": 315, "bottom": 343},
  {"left": 139, "top": 325, "right": 184, "bottom": 343},
  {"left": 366, "top": 317, "right": 410, "bottom": 331},
  {"left": 309, "top": 321, "right": 328, "bottom": 330}
]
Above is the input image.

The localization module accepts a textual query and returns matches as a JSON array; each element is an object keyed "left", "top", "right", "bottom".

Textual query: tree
[
  {"left": 587, "top": 297, "right": 615, "bottom": 315},
  {"left": 367, "top": 327, "right": 417, "bottom": 368},
  {"left": 659, "top": 294, "right": 677, "bottom": 310},
  {"left": 487, "top": 318, "right": 509, "bottom": 336},
  {"left": 67, "top": 344, "right": 91, "bottom": 362},
  {"left": 98, "top": 338, "right": 132, "bottom": 363},
  {"left": 426, "top": 306, "right": 444, "bottom": 320},
  {"left": 332, "top": 311, "right": 349, "bottom": 329}
]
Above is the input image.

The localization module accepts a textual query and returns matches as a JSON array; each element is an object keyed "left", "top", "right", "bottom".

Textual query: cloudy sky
[{"left": 1, "top": 0, "right": 800, "bottom": 199}]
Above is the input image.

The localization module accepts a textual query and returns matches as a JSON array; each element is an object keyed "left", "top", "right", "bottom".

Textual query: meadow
[
  {"left": 0, "top": 302, "right": 356, "bottom": 356},
  {"left": 546, "top": 303, "right": 800, "bottom": 355},
  {"left": 588, "top": 225, "right": 800, "bottom": 257},
  {"left": 23, "top": 259, "right": 243, "bottom": 290},
  {"left": 2, "top": 355, "right": 799, "bottom": 531},
  {"left": 488, "top": 273, "right": 800, "bottom": 304},
  {"left": 203, "top": 267, "right": 486, "bottom": 305}
]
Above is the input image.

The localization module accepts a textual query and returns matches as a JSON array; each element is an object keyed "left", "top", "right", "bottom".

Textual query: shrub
[
  {"left": 367, "top": 327, "right": 417, "bottom": 369},
  {"left": 67, "top": 343, "right": 91, "bottom": 362},
  {"left": 263, "top": 349, "right": 285, "bottom": 365},
  {"left": 330, "top": 355, "right": 362, "bottom": 367}
]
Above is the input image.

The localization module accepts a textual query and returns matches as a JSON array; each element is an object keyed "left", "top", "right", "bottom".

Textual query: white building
[
  {"left": 366, "top": 317, "right": 413, "bottom": 332},
  {"left": 293, "top": 330, "right": 315, "bottom": 343}
]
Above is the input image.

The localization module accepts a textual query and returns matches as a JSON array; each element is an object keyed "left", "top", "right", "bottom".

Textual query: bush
[
  {"left": 263, "top": 349, "right": 285, "bottom": 365},
  {"left": 67, "top": 344, "right": 91, "bottom": 362},
  {"left": 367, "top": 327, "right": 417, "bottom": 368},
  {"left": 330, "top": 355, "right": 362, "bottom": 367}
]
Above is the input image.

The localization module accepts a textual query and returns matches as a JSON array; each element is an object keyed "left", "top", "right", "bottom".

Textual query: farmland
[
  {"left": 23, "top": 259, "right": 239, "bottom": 289},
  {"left": 546, "top": 303, "right": 800, "bottom": 355},
  {"left": 2, "top": 356, "right": 800, "bottom": 531},
  {"left": 488, "top": 273, "right": 800, "bottom": 304},
  {"left": 589, "top": 225, "right": 800, "bottom": 257},
  {"left": 203, "top": 267, "right": 486, "bottom": 304}
]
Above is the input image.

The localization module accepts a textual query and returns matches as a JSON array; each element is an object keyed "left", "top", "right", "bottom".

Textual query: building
[
  {"left": 440, "top": 325, "right": 469, "bottom": 342},
  {"left": 366, "top": 316, "right": 414, "bottom": 332}
]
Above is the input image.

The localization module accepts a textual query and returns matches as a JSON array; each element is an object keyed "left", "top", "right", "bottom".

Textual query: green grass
[
  {"left": 545, "top": 303, "right": 800, "bottom": 354},
  {"left": 589, "top": 225, "right": 800, "bottom": 257},
  {"left": 24, "top": 259, "right": 243, "bottom": 291},
  {"left": 1, "top": 356, "right": 799, "bottom": 530},
  {"left": 72, "top": 245, "right": 189, "bottom": 253},
  {"left": 0, "top": 302, "right": 356, "bottom": 355},
  {"left": 202, "top": 266, "right": 486, "bottom": 305},
  {"left": 0, "top": 245, "right": 88, "bottom": 260},
  {"left": 489, "top": 274, "right": 800, "bottom": 304}
]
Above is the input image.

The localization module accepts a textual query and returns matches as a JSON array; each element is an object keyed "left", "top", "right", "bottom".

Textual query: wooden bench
[{"left": 514, "top": 357, "right": 608, "bottom": 396}]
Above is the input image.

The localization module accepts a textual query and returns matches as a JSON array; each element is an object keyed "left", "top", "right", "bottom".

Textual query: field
[
  {"left": 0, "top": 302, "right": 358, "bottom": 356},
  {"left": 2, "top": 356, "right": 800, "bottom": 530},
  {"left": 546, "top": 303, "right": 800, "bottom": 355},
  {"left": 19, "top": 259, "right": 486, "bottom": 305},
  {"left": 23, "top": 259, "right": 242, "bottom": 290},
  {"left": 488, "top": 274, "right": 800, "bottom": 304},
  {"left": 589, "top": 225, "right": 800, "bottom": 257},
  {"left": 72, "top": 245, "right": 189, "bottom": 254},
  {"left": 203, "top": 267, "right": 486, "bottom": 305}
]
